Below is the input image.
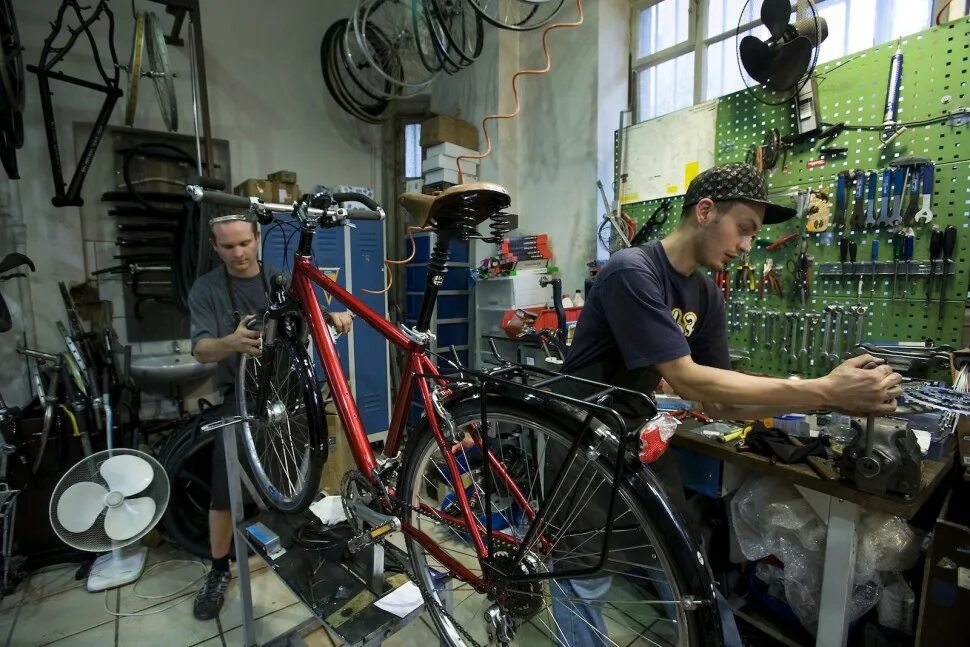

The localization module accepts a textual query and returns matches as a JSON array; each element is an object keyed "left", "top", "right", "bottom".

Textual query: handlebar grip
[
  {"left": 343, "top": 210, "right": 383, "bottom": 221},
  {"left": 185, "top": 185, "right": 256, "bottom": 210},
  {"left": 332, "top": 192, "right": 382, "bottom": 212},
  {"left": 186, "top": 175, "right": 226, "bottom": 191}
]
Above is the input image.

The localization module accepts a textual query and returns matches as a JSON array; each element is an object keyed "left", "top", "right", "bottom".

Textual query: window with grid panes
[{"left": 632, "top": 0, "right": 935, "bottom": 123}]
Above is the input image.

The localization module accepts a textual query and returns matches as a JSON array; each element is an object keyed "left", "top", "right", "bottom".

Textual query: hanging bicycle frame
[{"left": 26, "top": 0, "right": 121, "bottom": 207}]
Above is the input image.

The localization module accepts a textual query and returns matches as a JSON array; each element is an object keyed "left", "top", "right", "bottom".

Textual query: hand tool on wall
[
  {"left": 869, "top": 239, "right": 879, "bottom": 297},
  {"left": 902, "top": 228, "right": 914, "bottom": 298},
  {"left": 864, "top": 170, "right": 877, "bottom": 229},
  {"left": 750, "top": 309, "right": 761, "bottom": 346},
  {"left": 766, "top": 232, "right": 799, "bottom": 251},
  {"left": 939, "top": 225, "right": 957, "bottom": 319},
  {"left": 806, "top": 312, "right": 820, "bottom": 370},
  {"left": 820, "top": 305, "right": 834, "bottom": 368},
  {"left": 890, "top": 232, "right": 903, "bottom": 300},
  {"left": 780, "top": 311, "right": 790, "bottom": 358},
  {"left": 902, "top": 165, "right": 921, "bottom": 226},
  {"left": 834, "top": 171, "right": 849, "bottom": 230},
  {"left": 851, "top": 171, "right": 866, "bottom": 230},
  {"left": 877, "top": 167, "right": 892, "bottom": 227},
  {"left": 830, "top": 306, "right": 844, "bottom": 363},
  {"left": 890, "top": 167, "right": 907, "bottom": 228},
  {"left": 844, "top": 308, "right": 858, "bottom": 359},
  {"left": 854, "top": 305, "right": 867, "bottom": 350},
  {"left": 715, "top": 269, "right": 730, "bottom": 301},
  {"left": 926, "top": 226, "right": 943, "bottom": 309},
  {"left": 913, "top": 163, "right": 935, "bottom": 224},
  {"left": 787, "top": 313, "right": 799, "bottom": 371},
  {"left": 880, "top": 41, "right": 904, "bottom": 146},
  {"left": 839, "top": 237, "right": 849, "bottom": 279}
]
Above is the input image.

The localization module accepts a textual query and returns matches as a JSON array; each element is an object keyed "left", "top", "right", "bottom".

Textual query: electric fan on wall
[
  {"left": 738, "top": 0, "right": 828, "bottom": 101},
  {"left": 49, "top": 449, "right": 169, "bottom": 591}
]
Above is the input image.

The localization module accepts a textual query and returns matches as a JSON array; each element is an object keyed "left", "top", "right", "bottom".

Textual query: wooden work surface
[{"left": 672, "top": 426, "right": 952, "bottom": 519}]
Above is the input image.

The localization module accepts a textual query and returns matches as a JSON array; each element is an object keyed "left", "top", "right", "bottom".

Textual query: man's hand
[
  {"left": 227, "top": 314, "right": 262, "bottom": 355},
  {"left": 329, "top": 312, "right": 354, "bottom": 335},
  {"left": 821, "top": 354, "right": 903, "bottom": 414}
]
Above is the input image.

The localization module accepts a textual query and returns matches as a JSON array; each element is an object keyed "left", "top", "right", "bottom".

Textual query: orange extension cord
[{"left": 455, "top": 0, "right": 586, "bottom": 182}]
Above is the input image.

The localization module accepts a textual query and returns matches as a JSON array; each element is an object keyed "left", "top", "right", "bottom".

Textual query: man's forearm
[
  {"left": 658, "top": 357, "right": 830, "bottom": 409},
  {"left": 703, "top": 402, "right": 813, "bottom": 422},
  {"left": 193, "top": 337, "right": 234, "bottom": 363}
]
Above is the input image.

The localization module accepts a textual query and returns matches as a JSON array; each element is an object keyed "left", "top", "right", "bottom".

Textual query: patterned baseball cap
[{"left": 682, "top": 163, "right": 796, "bottom": 225}]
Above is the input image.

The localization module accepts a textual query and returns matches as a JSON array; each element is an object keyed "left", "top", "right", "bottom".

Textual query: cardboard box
[
  {"left": 421, "top": 154, "right": 479, "bottom": 175},
  {"left": 915, "top": 491, "right": 970, "bottom": 645},
  {"left": 233, "top": 178, "right": 273, "bottom": 201},
  {"left": 320, "top": 412, "right": 358, "bottom": 495},
  {"left": 271, "top": 181, "right": 300, "bottom": 204},
  {"left": 423, "top": 168, "right": 477, "bottom": 186},
  {"left": 267, "top": 169, "right": 298, "bottom": 184},
  {"left": 420, "top": 115, "right": 478, "bottom": 150}
]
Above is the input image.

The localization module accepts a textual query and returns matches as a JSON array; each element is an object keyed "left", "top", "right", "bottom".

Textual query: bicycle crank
[{"left": 341, "top": 470, "right": 400, "bottom": 553}]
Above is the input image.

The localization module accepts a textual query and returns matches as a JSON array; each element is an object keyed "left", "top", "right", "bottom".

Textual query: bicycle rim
[
  {"left": 145, "top": 11, "right": 177, "bottom": 132},
  {"left": 124, "top": 13, "right": 144, "bottom": 127},
  {"left": 428, "top": 0, "right": 484, "bottom": 69},
  {"left": 352, "top": 0, "right": 438, "bottom": 94},
  {"left": 469, "top": 0, "right": 565, "bottom": 31},
  {"left": 399, "top": 399, "right": 705, "bottom": 646},
  {"left": 237, "top": 335, "right": 325, "bottom": 512}
]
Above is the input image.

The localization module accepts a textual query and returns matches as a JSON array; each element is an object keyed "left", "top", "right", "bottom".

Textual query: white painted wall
[{"left": 7, "top": 0, "right": 381, "bottom": 350}]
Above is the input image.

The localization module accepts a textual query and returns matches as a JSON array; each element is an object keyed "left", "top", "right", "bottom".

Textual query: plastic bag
[{"left": 638, "top": 413, "right": 679, "bottom": 464}]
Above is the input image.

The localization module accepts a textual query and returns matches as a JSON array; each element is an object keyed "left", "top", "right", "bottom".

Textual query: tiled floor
[{"left": 0, "top": 542, "right": 443, "bottom": 647}]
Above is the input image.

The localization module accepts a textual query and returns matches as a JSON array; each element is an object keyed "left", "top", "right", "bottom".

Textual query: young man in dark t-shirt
[
  {"left": 187, "top": 214, "right": 350, "bottom": 620},
  {"left": 551, "top": 163, "right": 902, "bottom": 645}
]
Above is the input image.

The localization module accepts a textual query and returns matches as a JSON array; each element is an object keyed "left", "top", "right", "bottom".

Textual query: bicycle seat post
[{"left": 415, "top": 233, "right": 453, "bottom": 335}]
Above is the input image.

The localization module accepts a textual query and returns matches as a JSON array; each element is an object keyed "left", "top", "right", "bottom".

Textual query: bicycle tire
[
  {"left": 321, "top": 19, "right": 389, "bottom": 124},
  {"left": 351, "top": 0, "right": 437, "bottom": 95},
  {"left": 428, "top": 0, "right": 484, "bottom": 69},
  {"left": 469, "top": 0, "right": 565, "bottom": 32},
  {"left": 398, "top": 397, "right": 721, "bottom": 646},
  {"left": 0, "top": 0, "right": 24, "bottom": 114},
  {"left": 124, "top": 12, "right": 144, "bottom": 127},
  {"left": 158, "top": 422, "right": 216, "bottom": 558},
  {"left": 237, "top": 332, "right": 326, "bottom": 513},
  {"left": 412, "top": 0, "right": 448, "bottom": 74},
  {"left": 144, "top": 11, "right": 177, "bottom": 132}
]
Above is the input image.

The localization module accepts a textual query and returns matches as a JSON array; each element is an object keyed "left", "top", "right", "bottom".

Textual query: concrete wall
[{"left": 1, "top": 0, "right": 381, "bottom": 402}]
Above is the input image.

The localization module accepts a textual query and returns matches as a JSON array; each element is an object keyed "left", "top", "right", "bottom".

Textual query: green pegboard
[{"left": 616, "top": 18, "right": 969, "bottom": 378}]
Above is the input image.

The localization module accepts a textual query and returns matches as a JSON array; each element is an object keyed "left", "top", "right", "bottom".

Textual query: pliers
[
  {"left": 714, "top": 270, "right": 730, "bottom": 301},
  {"left": 734, "top": 253, "right": 756, "bottom": 292},
  {"left": 671, "top": 409, "right": 712, "bottom": 424}
]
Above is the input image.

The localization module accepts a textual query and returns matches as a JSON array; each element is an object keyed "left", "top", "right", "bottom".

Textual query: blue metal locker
[{"left": 260, "top": 216, "right": 390, "bottom": 436}]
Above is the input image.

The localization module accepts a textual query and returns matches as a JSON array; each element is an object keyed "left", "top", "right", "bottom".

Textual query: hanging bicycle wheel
[
  {"left": 428, "top": 0, "right": 484, "bottom": 69},
  {"left": 237, "top": 330, "right": 326, "bottom": 513},
  {"left": 349, "top": 0, "right": 438, "bottom": 97},
  {"left": 124, "top": 13, "right": 145, "bottom": 127},
  {"left": 412, "top": 0, "right": 451, "bottom": 74},
  {"left": 321, "top": 19, "right": 390, "bottom": 123},
  {"left": 144, "top": 11, "right": 177, "bottom": 132},
  {"left": 469, "top": 0, "right": 565, "bottom": 31},
  {"left": 341, "top": 17, "right": 407, "bottom": 102},
  {"left": 398, "top": 398, "right": 721, "bottom": 646}
]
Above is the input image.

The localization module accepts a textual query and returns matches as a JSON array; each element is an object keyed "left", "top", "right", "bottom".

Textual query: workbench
[{"left": 671, "top": 427, "right": 953, "bottom": 647}]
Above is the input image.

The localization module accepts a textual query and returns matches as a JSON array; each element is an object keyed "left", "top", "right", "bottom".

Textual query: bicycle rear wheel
[
  {"left": 398, "top": 397, "right": 721, "bottom": 646},
  {"left": 237, "top": 333, "right": 326, "bottom": 513}
]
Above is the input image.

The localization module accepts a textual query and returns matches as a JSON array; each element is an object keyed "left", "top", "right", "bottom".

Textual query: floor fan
[{"left": 49, "top": 449, "right": 169, "bottom": 591}]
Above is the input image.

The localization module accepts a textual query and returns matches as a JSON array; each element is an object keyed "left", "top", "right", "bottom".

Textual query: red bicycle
[{"left": 186, "top": 182, "right": 721, "bottom": 646}]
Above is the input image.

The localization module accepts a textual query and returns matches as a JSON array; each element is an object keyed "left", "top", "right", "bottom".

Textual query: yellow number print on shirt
[{"left": 671, "top": 308, "right": 697, "bottom": 337}]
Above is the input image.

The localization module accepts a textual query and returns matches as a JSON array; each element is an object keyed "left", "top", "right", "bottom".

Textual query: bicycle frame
[{"left": 283, "top": 252, "right": 542, "bottom": 589}]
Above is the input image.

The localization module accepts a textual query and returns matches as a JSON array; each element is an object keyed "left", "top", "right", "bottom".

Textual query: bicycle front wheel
[
  {"left": 398, "top": 397, "right": 721, "bottom": 646},
  {"left": 237, "top": 335, "right": 326, "bottom": 512}
]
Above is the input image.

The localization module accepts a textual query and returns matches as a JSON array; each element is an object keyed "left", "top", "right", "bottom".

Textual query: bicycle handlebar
[{"left": 184, "top": 185, "right": 385, "bottom": 223}]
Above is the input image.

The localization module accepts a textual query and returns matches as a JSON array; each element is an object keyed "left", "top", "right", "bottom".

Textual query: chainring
[{"left": 340, "top": 469, "right": 379, "bottom": 534}]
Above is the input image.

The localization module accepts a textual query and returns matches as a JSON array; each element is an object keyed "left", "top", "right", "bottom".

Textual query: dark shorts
[{"left": 209, "top": 390, "right": 237, "bottom": 511}]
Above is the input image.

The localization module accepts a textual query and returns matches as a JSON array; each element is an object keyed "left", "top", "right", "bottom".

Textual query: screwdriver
[
  {"left": 870, "top": 239, "right": 879, "bottom": 297},
  {"left": 939, "top": 225, "right": 957, "bottom": 319},
  {"left": 902, "top": 228, "right": 914, "bottom": 299},
  {"left": 891, "top": 233, "right": 903, "bottom": 300},
  {"left": 926, "top": 226, "right": 943, "bottom": 309}
]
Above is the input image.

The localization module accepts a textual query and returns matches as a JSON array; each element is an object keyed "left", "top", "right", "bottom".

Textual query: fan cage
[{"left": 49, "top": 448, "right": 170, "bottom": 553}]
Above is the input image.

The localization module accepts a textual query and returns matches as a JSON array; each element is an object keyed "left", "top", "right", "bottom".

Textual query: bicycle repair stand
[{"left": 202, "top": 416, "right": 446, "bottom": 647}]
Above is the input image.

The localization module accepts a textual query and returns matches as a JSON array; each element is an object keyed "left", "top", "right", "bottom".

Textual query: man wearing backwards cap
[
  {"left": 187, "top": 213, "right": 352, "bottom": 620},
  {"left": 550, "top": 163, "right": 902, "bottom": 645}
]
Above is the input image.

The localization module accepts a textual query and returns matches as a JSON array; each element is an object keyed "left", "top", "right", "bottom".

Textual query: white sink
[{"left": 129, "top": 352, "right": 216, "bottom": 382}]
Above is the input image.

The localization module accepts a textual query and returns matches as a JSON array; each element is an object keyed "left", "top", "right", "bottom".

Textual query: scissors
[{"left": 630, "top": 199, "right": 671, "bottom": 246}]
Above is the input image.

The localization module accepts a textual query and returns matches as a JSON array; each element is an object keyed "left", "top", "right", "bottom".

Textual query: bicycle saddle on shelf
[
  {"left": 399, "top": 182, "right": 511, "bottom": 229},
  {"left": 0, "top": 252, "right": 35, "bottom": 333}
]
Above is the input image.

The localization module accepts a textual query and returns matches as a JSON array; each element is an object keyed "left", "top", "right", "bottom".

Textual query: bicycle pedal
[{"left": 347, "top": 520, "right": 398, "bottom": 553}]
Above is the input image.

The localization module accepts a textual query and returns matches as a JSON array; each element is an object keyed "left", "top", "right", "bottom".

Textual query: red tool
[
  {"left": 766, "top": 232, "right": 799, "bottom": 251},
  {"left": 714, "top": 270, "right": 730, "bottom": 301}
]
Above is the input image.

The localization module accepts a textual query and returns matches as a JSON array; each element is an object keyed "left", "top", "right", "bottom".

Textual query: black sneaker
[{"left": 193, "top": 569, "right": 231, "bottom": 620}]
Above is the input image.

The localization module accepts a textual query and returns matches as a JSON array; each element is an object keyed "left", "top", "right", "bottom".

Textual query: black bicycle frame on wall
[{"left": 26, "top": 0, "right": 121, "bottom": 208}]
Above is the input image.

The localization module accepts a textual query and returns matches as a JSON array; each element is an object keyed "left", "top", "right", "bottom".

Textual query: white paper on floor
[
  {"left": 374, "top": 580, "right": 424, "bottom": 618},
  {"left": 309, "top": 495, "right": 347, "bottom": 525}
]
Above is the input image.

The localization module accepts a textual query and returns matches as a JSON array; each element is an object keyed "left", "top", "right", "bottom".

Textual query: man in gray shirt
[{"left": 188, "top": 214, "right": 351, "bottom": 620}]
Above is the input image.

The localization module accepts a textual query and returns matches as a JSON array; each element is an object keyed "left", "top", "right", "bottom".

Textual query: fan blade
[
  {"left": 766, "top": 36, "right": 813, "bottom": 90},
  {"left": 740, "top": 35, "right": 774, "bottom": 84},
  {"left": 100, "top": 454, "right": 154, "bottom": 496},
  {"left": 57, "top": 482, "right": 108, "bottom": 533},
  {"left": 104, "top": 497, "right": 156, "bottom": 541},
  {"left": 761, "top": 0, "right": 792, "bottom": 40}
]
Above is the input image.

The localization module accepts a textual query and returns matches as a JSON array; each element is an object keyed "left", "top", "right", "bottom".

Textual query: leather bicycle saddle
[
  {"left": 398, "top": 182, "right": 511, "bottom": 229},
  {"left": 0, "top": 252, "right": 35, "bottom": 333}
]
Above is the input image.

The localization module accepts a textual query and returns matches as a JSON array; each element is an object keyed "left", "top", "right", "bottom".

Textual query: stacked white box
[{"left": 422, "top": 142, "right": 480, "bottom": 186}]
